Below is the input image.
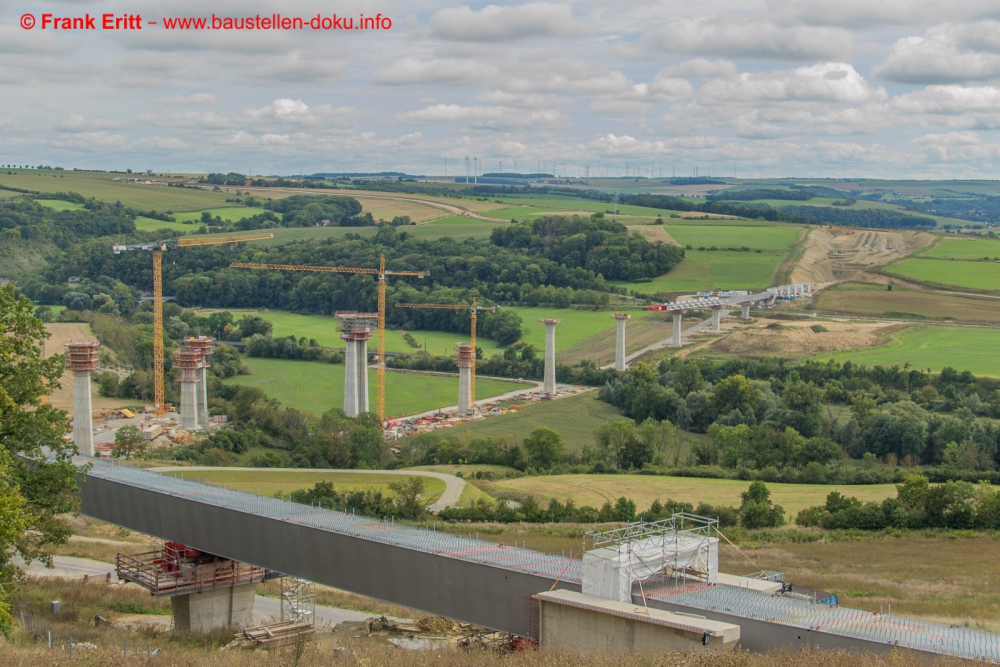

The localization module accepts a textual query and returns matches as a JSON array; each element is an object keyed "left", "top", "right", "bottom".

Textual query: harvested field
[
  {"left": 789, "top": 227, "right": 935, "bottom": 289},
  {"left": 626, "top": 224, "right": 679, "bottom": 245},
  {"left": 813, "top": 283, "right": 1000, "bottom": 324},
  {"left": 353, "top": 196, "right": 445, "bottom": 223},
  {"left": 711, "top": 319, "right": 895, "bottom": 356}
]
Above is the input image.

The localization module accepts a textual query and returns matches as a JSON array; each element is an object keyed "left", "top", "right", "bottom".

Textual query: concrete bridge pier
[
  {"left": 171, "top": 583, "right": 257, "bottom": 633},
  {"left": 741, "top": 303, "right": 751, "bottom": 319},
  {"left": 671, "top": 311, "right": 685, "bottom": 347},
  {"left": 343, "top": 339, "right": 359, "bottom": 417},
  {"left": 612, "top": 313, "right": 630, "bottom": 371},
  {"left": 539, "top": 319, "right": 562, "bottom": 394},
  {"left": 357, "top": 338, "right": 369, "bottom": 414},
  {"left": 456, "top": 343, "right": 473, "bottom": 415},
  {"left": 711, "top": 306, "right": 724, "bottom": 332},
  {"left": 66, "top": 341, "right": 99, "bottom": 456}
]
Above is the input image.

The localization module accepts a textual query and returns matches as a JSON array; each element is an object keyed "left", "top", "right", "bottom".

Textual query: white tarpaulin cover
[{"left": 582, "top": 534, "right": 718, "bottom": 603}]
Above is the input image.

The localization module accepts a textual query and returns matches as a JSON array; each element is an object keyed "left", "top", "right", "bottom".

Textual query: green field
[
  {"left": 434, "top": 391, "right": 625, "bottom": 454},
  {"left": 923, "top": 237, "right": 1000, "bottom": 260},
  {"left": 664, "top": 224, "right": 800, "bottom": 249},
  {"left": 612, "top": 249, "right": 784, "bottom": 293},
  {"left": 496, "top": 474, "right": 898, "bottom": 518},
  {"left": 887, "top": 258, "right": 1000, "bottom": 291},
  {"left": 409, "top": 216, "right": 503, "bottom": 239},
  {"left": 34, "top": 199, "right": 85, "bottom": 211},
  {"left": 204, "top": 310, "right": 505, "bottom": 356},
  {"left": 1, "top": 170, "right": 232, "bottom": 210},
  {"left": 512, "top": 306, "right": 657, "bottom": 351},
  {"left": 223, "top": 356, "right": 530, "bottom": 417},
  {"left": 160, "top": 469, "right": 446, "bottom": 504},
  {"left": 173, "top": 206, "right": 269, "bottom": 223},
  {"left": 821, "top": 325, "right": 1000, "bottom": 376}
]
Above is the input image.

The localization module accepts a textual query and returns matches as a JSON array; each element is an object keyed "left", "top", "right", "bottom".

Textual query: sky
[{"left": 4, "top": 0, "right": 1000, "bottom": 178}]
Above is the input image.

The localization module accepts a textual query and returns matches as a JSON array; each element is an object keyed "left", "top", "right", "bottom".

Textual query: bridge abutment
[{"left": 171, "top": 582, "right": 257, "bottom": 633}]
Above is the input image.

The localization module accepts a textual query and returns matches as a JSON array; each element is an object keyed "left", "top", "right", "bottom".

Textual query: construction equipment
[
  {"left": 113, "top": 233, "right": 273, "bottom": 418},
  {"left": 395, "top": 298, "right": 498, "bottom": 407},
  {"left": 228, "top": 255, "right": 429, "bottom": 424}
]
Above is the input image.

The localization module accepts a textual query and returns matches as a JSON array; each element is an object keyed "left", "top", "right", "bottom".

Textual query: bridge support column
[
  {"left": 457, "top": 343, "right": 473, "bottom": 416},
  {"left": 197, "top": 368, "right": 209, "bottom": 428},
  {"left": 540, "top": 319, "right": 561, "bottom": 395},
  {"left": 73, "top": 372, "right": 94, "bottom": 456},
  {"left": 612, "top": 314, "right": 630, "bottom": 371},
  {"left": 711, "top": 306, "right": 723, "bottom": 332},
  {"left": 357, "top": 338, "right": 369, "bottom": 414},
  {"left": 179, "top": 380, "right": 198, "bottom": 429},
  {"left": 170, "top": 582, "right": 256, "bottom": 633},
  {"left": 741, "top": 303, "right": 751, "bottom": 319},
  {"left": 344, "top": 339, "right": 359, "bottom": 417},
  {"left": 671, "top": 312, "right": 683, "bottom": 347}
]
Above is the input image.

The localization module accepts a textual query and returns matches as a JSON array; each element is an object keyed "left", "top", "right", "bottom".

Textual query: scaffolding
[
  {"left": 116, "top": 543, "right": 267, "bottom": 598},
  {"left": 280, "top": 578, "right": 316, "bottom": 625},
  {"left": 582, "top": 515, "right": 719, "bottom": 603}
]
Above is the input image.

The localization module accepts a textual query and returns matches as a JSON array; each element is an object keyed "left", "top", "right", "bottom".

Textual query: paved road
[
  {"left": 148, "top": 466, "right": 466, "bottom": 513},
  {"left": 15, "top": 555, "right": 119, "bottom": 580}
]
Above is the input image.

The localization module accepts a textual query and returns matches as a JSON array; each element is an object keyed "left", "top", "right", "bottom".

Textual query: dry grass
[
  {"left": 255, "top": 580, "right": 428, "bottom": 621},
  {"left": 813, "top": 284, "right": 1000, "bottom": 324},
  {"left": 0, "top": 636, "right": 971, "bottom": 666}
]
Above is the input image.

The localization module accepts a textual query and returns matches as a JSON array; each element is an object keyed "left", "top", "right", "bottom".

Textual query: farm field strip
[
  {"left": 886, "top": 258, "right": 1000, "bottom": 292},
  {"left": 820, "top": 325, "right": 1000, "bottom": 376},
  {"left": 922, "top": 237, "right": 1000, "bottom": 260},
  {"left": 663, "top": 224, "right": 801, "bottom": 249},
  {"left": 159, "top": 469, "right": 446, "bottom": 505},
  {"left": 495, "top": 474, "right": 898, "bottom": 517},
  {"left": 812, "top": 284, "right": 1000, "bottom": 323}
]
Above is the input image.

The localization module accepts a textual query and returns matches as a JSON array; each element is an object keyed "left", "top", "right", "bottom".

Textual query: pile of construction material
[{"left": 233, "top": 620, "right": 315, "bottom": 648}]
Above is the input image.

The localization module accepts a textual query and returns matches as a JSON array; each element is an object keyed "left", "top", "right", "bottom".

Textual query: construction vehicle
[
  {"left": 113, "top": 233, "right": 273, "bottom": 418},
  {"left": 228, "top": 255, "right": 429, "bottom": 424},
  {"left": 395, "top": 297, "right": 499, "bottom": 407}
]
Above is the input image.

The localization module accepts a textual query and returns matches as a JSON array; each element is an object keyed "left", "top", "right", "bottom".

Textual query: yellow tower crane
[
  {"left": 228, "top": 255, "right": 429, "bottom": 424},
  {"left": 113, "top": 233, "right": 273, "bottom": 418},
  {"left": 395, "top": 298, "right": 498, "bottom": 407}
]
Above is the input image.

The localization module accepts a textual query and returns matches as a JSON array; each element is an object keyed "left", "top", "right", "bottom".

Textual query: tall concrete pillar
[
  {"left": 343, "top": 339, "right": 359, "bottom": 417},
  {"left": 456, "top": 343, "right": 473, "bottom": 415},
  {"left": 671, "top": 311, "right": 684, "bottom": 347},
  {"left": 187, "top": 336, "right": 214, "bottom": 428},
  {"left": 66, "top": 341, "right": 99, "bottom": 457},
  {"left": 711, "top": 307, "right": 723, "bottom": 332},
  {"left": 741, "top": 303, "right": 751, "bottom": 319},
  {"left": 175, "top": 347, "right": 202, "bottom": 430},
  {"left": 612, "top": 314, "right": 631, "bottom": 371},
  {"left": 357, "top": 338, "right": 369, "bottom": 414},
  {"left": 539, "top": 319, "right": 561, "bottom": 395}
]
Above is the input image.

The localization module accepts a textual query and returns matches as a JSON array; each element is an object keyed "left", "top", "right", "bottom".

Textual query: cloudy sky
[{"left": 4, "top": 0, "right": 1000, "bottom": 178}]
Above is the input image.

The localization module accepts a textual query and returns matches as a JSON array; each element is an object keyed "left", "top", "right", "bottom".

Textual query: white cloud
[
  {"left": 698, "top": 63, "right": 886, "bottom": 105},
  {"left": 657, "top": 59, "right": 738, "bottom": 80},
  {"left": 430, "top": 3, "right": 579, "bottom": 42},
  {"left": 769, "top": 0, "right": 1000, "bottom": 28},
  {"left": 395, "top": 104, "right": 567, "bottom": 129},
  {"left": 875, "top": 21, "right": 1000, "bottom": 84},
  {"left": 155, "top": 93, "right": 218, "bottom": 105},
  {"left": 642, "top": 15, "right": 853, "bottom": 60},
  {"left": 55, "top": 114, "right": 124, "bottom": 132},
  {"left": 371, "top": 57, "right": 497, "bottom": 86}
]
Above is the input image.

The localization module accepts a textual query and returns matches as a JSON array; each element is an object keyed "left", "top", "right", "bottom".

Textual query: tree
[
  {"left": 0, "top": 448, "right": 32, "bottom": 630},
  {"left": 388, "top": 477, "right": 430, "bottom": 520},
  {"left": 112, "top": 425, "right": 146, "bottom": 459},
  {"left": 595, "top": 420, "right": 651, "bottom": 470},
  {"left": 0, "top": 286, "right": 78, "bottom": 602},
  {"left": 738, "top": 481, "right": 785, "bottom": 528},
  {"left": 713, "top": 374, "right": 760, "bottom": 416},
  {"left": 523, "top": 427, "right": 564, "bottom": 469}
]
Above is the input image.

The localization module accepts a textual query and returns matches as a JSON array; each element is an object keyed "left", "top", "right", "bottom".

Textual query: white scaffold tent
[{"left": 582, "top": 515, "right": 719, "bottom": 603}]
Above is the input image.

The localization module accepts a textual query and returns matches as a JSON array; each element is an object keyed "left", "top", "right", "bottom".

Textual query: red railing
[{"left": 117, "top": 550, "right": 266, "bottom": 598}]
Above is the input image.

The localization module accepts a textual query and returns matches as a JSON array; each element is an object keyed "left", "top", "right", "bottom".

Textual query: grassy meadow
[
  {"left": 923, "top": 236, "right": 1000, "bottom": 260},
  {"left": 2, "top": 169, "right": 232, "bottom": 209},
  {"left": 222, "top": 356, "right": 529, "bottom": 417},
  {"left": 821, "top": 324, "right": 1000, "bottom": 376},
  {"left": 664, "top": 224, "right": 801, "bottom": 249},
  {"left": 495, "top": 474, "right": 898, "bottom": 518},
  {"left": 159, "top": 468, "right": 447, "bottom": 504},
  {"left": 613, "top": 249, "right": 785, "bottom": 293},
  {"left": 812, "top": 283, "right": 1000, "bottom": 324},
  {"left": 888, "top": 257, "right": 1000, "bottom": 291},
  {"left": 433, "top": 391, "right": 625, "bottom": 454}
]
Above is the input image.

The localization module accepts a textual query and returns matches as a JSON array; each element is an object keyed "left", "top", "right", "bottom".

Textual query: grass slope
[
  {"left": 512, "top": 306, "right": 659, "bottom": 351},
  {"left": 821, "top": 325, "right": 1000, "bottom": 376},
  {"left": 495, "top": 474, "right": 897, "bottom": 518},
  {"left": 813, "top": 283, "right": 1000, "bottom": 324},
  {"left": 924, "top": 237, "right": 1000, "bottom": 260},
  {"left": 613, "top": 250, "right": 784, "bottom": 293},
  {"left": 435, "top": 392, "right": 624, "bottom": 454},
  {"left": 160, "top": 469, "right": 446, "bottom": 504},
  {"left": 664, "top": 224, "right": 801, "bottom": 250},
  {"left": 223, "top": 356, "right": 529, "bottom": 417},
  {"left": 888, "top": 258, "right": 1000, "bottom": 292}
]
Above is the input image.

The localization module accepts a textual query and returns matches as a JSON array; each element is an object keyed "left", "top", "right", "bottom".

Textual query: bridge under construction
[{"left": 77, "top": 459, "right": 1000, "bottom": 661}]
